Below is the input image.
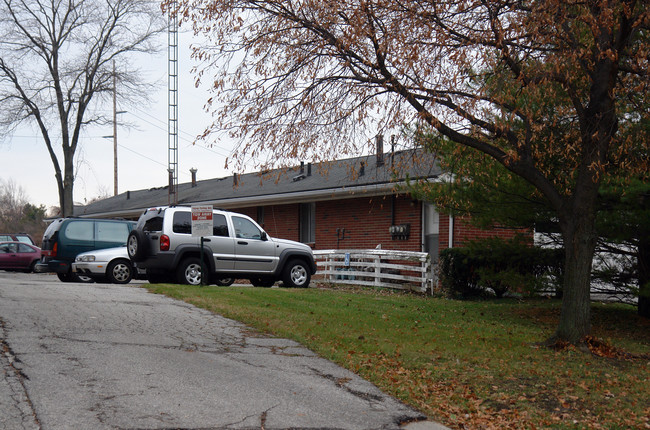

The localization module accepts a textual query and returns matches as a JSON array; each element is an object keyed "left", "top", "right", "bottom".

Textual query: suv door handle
[
  {"left": 202, "top": 238, "right": 211, "bottom": 242},
  {"left": 237, "top": 241, "right": 248, "bottom": 245}
]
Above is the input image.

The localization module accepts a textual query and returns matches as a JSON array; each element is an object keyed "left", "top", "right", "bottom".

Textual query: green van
[{"left": 36, "top": 218, "right": 135, "bottom": 282}]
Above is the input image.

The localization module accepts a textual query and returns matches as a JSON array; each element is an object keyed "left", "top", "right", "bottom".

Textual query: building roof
[{"left": 74, "top": 148, "right": 440, "bottom": 219}]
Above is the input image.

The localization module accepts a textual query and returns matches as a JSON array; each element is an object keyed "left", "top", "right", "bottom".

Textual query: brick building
[{"left": 75, "top": 147, "right": 522, "bottom": 263}]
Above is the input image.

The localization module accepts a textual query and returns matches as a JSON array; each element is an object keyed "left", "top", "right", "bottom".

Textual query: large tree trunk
[
  {"left": 61, "top": 150, "right": 75, "bottom": 217},
  {"left": 554, "top": 210, "right": 598, "bottom": 344},
  {"left": 638, "top": 235, "right": 650, "bottom": 318}
]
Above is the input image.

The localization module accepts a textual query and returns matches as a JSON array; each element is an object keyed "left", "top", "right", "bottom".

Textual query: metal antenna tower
[{"left": 167, "top": 2, "right": 179, "bottom": 205}]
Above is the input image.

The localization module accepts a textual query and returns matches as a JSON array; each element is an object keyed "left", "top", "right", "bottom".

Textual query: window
[
  {"left": 143, "top": 215, "right": 164, "bottom": 232},
  {"left": 0, "top": 243, "right": 17, "bottom": 253},
  {"left": 15, "top": 235, "right": 33, "bottom": 244},
  {"left": 18, "top": 244, "right": 36, "bottom": 253},
  {"left": 65, "top": 221, "right": 94, "bottom": 241},
  {"left": 172, "top": 211, "right": 192, "bottom": 234},
  {"left": 299, "top": 203, "right": 315, "bottom": 243},
  {"left": 423, "top": 203, "right": 440, "bottom": 262},
  {"left": 232, "top": 216, "right": 262, "bottom": 239},
  {"left": 96, "top": 222, "right": 130, "bottom": 242},
  {"left": 212, "top": 214, "right": 229, "bottom": 237}
]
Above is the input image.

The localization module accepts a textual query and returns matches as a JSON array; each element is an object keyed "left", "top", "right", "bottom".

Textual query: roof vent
[
  {"left": 292, "top": 173, "right": 306, "bottom": 182},
  {"left": 190, "top": 168, "right": 197, "bottom": 187}
]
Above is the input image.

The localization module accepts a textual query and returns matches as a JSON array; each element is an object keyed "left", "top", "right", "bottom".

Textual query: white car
[{"left": 73, "top": 246, "right": 143, "bottom": 284}]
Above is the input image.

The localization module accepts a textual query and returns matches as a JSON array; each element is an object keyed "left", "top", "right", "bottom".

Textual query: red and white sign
[{"left": 191, "top": 205, "right": 213, "bottom": 237}]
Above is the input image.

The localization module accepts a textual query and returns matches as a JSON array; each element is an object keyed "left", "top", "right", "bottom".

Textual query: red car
[{"left": 0, "top": 241, "right": 43, "bottom": 272}]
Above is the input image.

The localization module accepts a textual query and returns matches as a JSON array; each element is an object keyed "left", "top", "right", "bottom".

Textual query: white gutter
[{"left": 448, "top": 215, "right": 454, "bottom": 248}]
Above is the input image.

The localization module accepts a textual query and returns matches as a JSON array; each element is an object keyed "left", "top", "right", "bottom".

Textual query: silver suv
[{"left": 127, "top": 206, "right": 316, "bottom": 287}]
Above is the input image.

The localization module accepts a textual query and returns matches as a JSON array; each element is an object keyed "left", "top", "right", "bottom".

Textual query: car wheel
[
  {"left": 282, "top": 259, "right": 311, "bottom": 288},
  {"left": 107, "top": 259, "right": 133, "bottom": 284},
  {"left": 27, "top": 260, "right": 38, "bottom": 273},
  {"left": 250, "top": 277, "right": 275, "bottom": 288},
  {"left": 215, "top": 277, "right": 235, "bottom": 286},
  {"left": 177, "top": 258, "right": 203, "bottom": 285},
  {"left": 127, "top": 230, "right": 148, "bottom": 262}
]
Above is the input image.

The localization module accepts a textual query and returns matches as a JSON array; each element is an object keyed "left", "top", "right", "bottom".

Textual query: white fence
[{"left": 313, "top": 249, "right": 433, "bottom": 293}]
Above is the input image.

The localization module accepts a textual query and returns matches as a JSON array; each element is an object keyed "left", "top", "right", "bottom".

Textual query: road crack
[{"left": 0, "top": 318, "right": 40, "bottom": 429}]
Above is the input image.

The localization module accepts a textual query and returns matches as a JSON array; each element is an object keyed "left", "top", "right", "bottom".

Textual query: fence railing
[{"left": 313, "top": 249, "right": 433, "bottom": 293}]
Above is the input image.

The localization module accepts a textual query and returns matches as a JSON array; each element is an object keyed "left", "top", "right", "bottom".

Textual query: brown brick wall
[
  {"left": 439, "top": 214, "right": 531, "bottom": 251},
  {"left": 233, "top": 197, "right": 527, "bottom": 253}
]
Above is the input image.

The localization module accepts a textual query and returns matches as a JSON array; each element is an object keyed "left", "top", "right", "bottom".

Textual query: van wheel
[
  {"left": 282, "top": 259, "right": 310, "bottom": 288},
  {"left": 127, "top": 230, "right": 148, "bottom": 262},
  {"left": 177, "top": 258, "right": 203, "bottom": 285},
  {"left": 57, "top": 268, "right": 93, "bottom": 283},
  {"left": 107, "top": 259, "right": 133, "bottom": 284},
  {"left": 57, "top": 271, "right": 74, "bottom": 282}
]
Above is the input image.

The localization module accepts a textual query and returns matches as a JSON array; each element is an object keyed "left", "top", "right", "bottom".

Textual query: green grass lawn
[{"left": 144, "top": 283, "right": 650, "bottom": 429}]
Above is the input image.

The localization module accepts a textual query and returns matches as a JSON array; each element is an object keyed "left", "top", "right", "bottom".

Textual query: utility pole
[{"left": 113, "top": 60, "right": 118, "bottom": 196}]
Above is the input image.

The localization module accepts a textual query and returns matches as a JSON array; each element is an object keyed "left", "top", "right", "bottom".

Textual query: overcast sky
[{"left": 1, "top": 30, "right": 244, "bottom": 210}]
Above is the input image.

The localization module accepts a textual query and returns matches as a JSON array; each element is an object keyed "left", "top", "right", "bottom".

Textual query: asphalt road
[{"left": 0, "top": 271, "right": 437, "bottom": 430}]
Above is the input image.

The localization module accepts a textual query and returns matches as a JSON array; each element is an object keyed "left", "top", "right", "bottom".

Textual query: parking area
[{"left": 0, "top": 271, "right": 425, "bottom": 429}]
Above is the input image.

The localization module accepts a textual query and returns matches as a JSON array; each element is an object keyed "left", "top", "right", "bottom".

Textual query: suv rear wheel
[
  {"left": 127, "top": 230, "right": 148, "bottom": 262},
  {"left": 282, "top": 259, "right": 310, "bottom": 288},
  {"left": 177, "top": 258, "right": 203, "bottom": 285}
]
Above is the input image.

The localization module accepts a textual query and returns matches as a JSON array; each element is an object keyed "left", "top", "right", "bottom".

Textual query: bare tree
[
  {"left": 0, "top": 0, "right": 166, "bottom": 216},
  {"left": 0, "top": 178, "right": 28, "bottom": 228},
  {"left": 0, "top": 178, "right": 47, "bottom": 243},
  {"left": 177, "top": 0, "right": 649, "bottom": 345}
]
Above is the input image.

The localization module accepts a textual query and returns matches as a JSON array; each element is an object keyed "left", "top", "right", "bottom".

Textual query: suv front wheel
[
  {"left": 177, "top": 258, "right": 203, "bottom": 285},
  {"left": 282, "top": 259, "right": 311, "bottom": 288}
]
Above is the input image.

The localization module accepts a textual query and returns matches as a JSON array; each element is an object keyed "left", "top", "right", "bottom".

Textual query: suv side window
[
  {"left": 143, "top": 215, "right": 164, "bottom": 232},
  {"left": 172, "top": 211, "right": 192, "bottom": 235},
  {"left": 232, "top": 216, "right": 262, "bottom": 240},
  {"left": 213, "top": 214, "right": 229, "bottom": 237},
  {"left": 64, "top": 221, "right": 94, "bottom": 241},
  {"left": 96, "top": 221, "right": 130, "bottom": 242}
]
